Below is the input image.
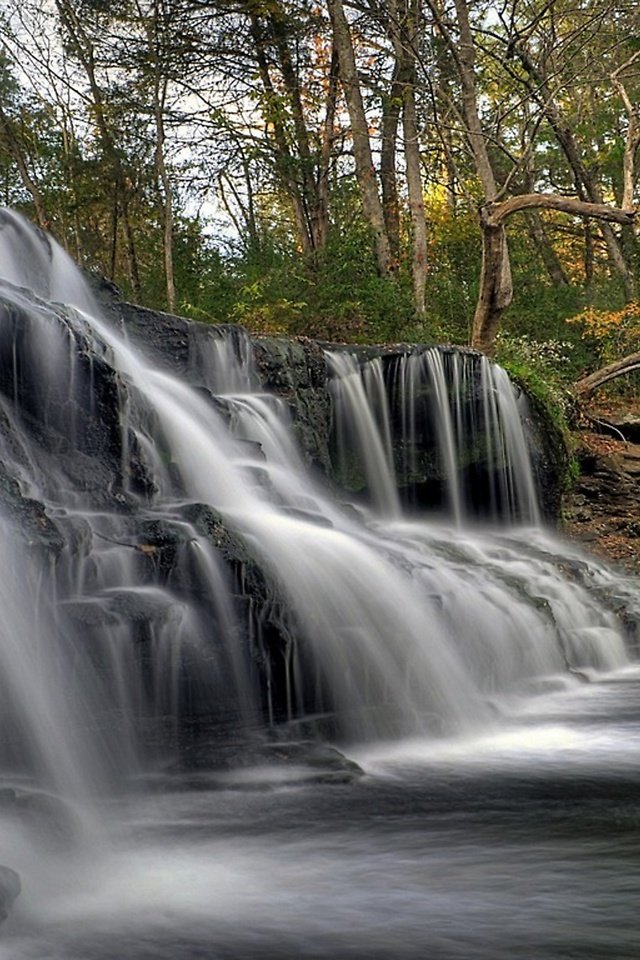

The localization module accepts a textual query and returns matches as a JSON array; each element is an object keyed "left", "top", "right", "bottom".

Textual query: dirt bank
[{"left": 563, "top": 421, "right": 640, "bottom": 575}]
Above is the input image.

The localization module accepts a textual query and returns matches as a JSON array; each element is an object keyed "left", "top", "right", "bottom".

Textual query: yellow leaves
[
  {"left": 567, "top": 301, "right": 640, "bottom": 361},
  {"left": 568, "top": 302, "right": 640, "bottom": 339}
]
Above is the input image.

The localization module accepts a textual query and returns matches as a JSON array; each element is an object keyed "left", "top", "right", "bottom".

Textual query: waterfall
[
  {"left": 0, "top": 209, "right": 636, "bottom": 797},
  {"left": 328, "top": 347, "right": 540, "bottom": 523}
]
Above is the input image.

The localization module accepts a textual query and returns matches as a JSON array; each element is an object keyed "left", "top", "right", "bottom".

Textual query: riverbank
[{"left": 563, "top": 412, "right": 640, "bottom": 575}]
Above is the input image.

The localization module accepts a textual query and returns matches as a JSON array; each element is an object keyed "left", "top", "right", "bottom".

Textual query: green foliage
[
  {"left": 203, "top": 181, "right": 416, "bottom": 343},
  {"left": 422, "top": 197, "right": 481, "bottom": 344},
  {"left": 495, "top": 332, "right": 578, "bottom": 485}
]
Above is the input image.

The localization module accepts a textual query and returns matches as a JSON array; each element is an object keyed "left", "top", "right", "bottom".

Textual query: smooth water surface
[{"left": 3, "top": 669, "right": 640, "bottom": 960}]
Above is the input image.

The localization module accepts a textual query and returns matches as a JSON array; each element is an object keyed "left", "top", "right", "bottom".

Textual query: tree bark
[
  {"left": 514, "top": 43, "right": 636, "bottom": 300},
  {"left": 584, "top": 220, "right": 595, "bottom": 291},
  {"left": 526, "top": 211, "right": 570, "bottom": 287},
  {"left": 268, "top": 3, "right": 324, "bottom": 253},
  {"left": 0, "top": 105, "right": 48, "bottom": 228},
  {"left": 450, "top": 0, "right": 512, "bottom": 343},
  {"left": 316, "top": 47, "right": 340, "bottom": 254},
  {"left": 471, "top": 217, "right": 513, "bottom": 354},
  {"left": 612, "top": 54, "right": 640, "bottom": 212},
  {"left": 575, "top": 351, "right": 640, "bottom": 398},
  {"left": 250, "top": 13, "right": 313, "bottom": 257},
  {"left": 154, "top": 97, "right": 176, "bottom": 313},
  {"left": 522, "top": 156, "right": 569, "bottom": 287},
  {"left": 451, "top": 0, "right": 498, "bottom": 200},
  {"left": 402, "top": 71, "right": 428, "bottom": 318},
  {"left": 380, "top": 66, "right": 402, "bottom": 264},
  {"left": 55, "top": 0, "right": 142, "bottom": 299},
  {"left": 327, "top": 0, "right": 393, "bottom": 277},
  {"left": 484, "top": 195, "right": 637, "bottom": 226},
  {"left": 472, "top": 195, "right": 637, "bottom": 354},
  {"left": 394, "top": 0, "right": 428, "bottom": 319},
  {"left": 146, "top": 0, "right": 176, "bottom": 312}
]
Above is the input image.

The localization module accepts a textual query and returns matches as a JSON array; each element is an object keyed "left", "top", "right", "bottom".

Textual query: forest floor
[{"left": 563, "top": 401, "right": 640, "bottom": 575}]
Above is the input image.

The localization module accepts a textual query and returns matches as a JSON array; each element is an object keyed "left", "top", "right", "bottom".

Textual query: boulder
[{"left": 0, "top": 865, "right": 21, "bottom": 923}]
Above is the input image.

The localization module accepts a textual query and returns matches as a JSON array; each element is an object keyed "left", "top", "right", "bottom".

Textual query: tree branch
[{"left": 484, "top": 194, "right": 637, "bottom": 228}]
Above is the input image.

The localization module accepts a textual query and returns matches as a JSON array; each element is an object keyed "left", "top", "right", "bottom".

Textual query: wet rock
[
  {"left": 167, "top": 732, "right": 364, "bottom": 788},
  {"left": 519, "top": 388, "right": 569, "bottom": 522},
  {"left": 0, "top": 865, "right": 20, "bottom": 923},
  {"left": 115, "top": 302, "right": 192, "bottom": 375},
  {"left": 564, "top": 432, "right": 640, "bottom": 574},
  {"left": 253, "top": 337, "right": 333, "bottom": 474},
  {"left": 91, "top": 290, "right": 570, "bottom": 521},
  {"left": 0, "top": 472, "right": 64, "bottom": 556},
  {"left": 591, "top": 414, "right": 640, "bottom": 444},
  {"left": 15, "top": 791, "right": 82, "bottom": 845},
  {"left": 0, "top": 786, "right": 81, "bottom": 847}
]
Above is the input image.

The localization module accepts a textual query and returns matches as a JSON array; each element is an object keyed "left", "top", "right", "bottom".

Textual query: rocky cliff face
[{"left": 564, "top": 429, "right": 640, "bottom": 574}]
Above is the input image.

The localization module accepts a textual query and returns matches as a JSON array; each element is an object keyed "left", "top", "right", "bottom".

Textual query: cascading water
[
  {"left": 1, "top": 210, "right": 639, "bottom": 958},
  {"left": 0, "top": 207, "right": 636, "bottom": 759},
  {"left": 329, "top": 346, "right": 541, "bottom": 522}
]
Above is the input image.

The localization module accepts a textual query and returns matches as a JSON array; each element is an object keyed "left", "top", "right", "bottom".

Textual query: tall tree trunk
[
  {"left": 515, "top": 43, "right": 635, "bottom": 300},
  {"left": 525, "top": 213, "right": 570, "bottom": 287},
  {"left": 388, "top": 0, "right": 429, "bottom": 316},
  {"left": 145, "top": 0, "right": 176, "bottom": 312},
  {"left": 584, "top": 220, "right": 595, "bottom": 293},
  {"left": 380, "top": 65, "right": 402, "bottom": 264},
  {"left": 451, "top": 0, "right": 497, "bottom": 199},
  {"left": 472, "top": 216, "right": 513, "bottom": 354},
  {"left": 327, "top": 0, "right": 393, "bottom": 277},
  {"left": 268, "top": 2, "right": 328, "bottom": 255},
  {"left": 522, "top": 155, "right": 569, "bottom": 287},
  {"left": 0, "top": 105, "right": 48, "bottom": 228},
  {"left": 122, "top": 198, "right": 142, "bottom": 301},
  {"left": 110, "top": 187, "right": 119, "bottom": 281},
  {"left": 402, "top": 1, "right": 428, "bottom": 317},
  {"left": 403, "top": 77, "right": 428, "bottom": 318},
  {"left": 250, "top": 14, "right": 313, "bottom": 257},
  {"left": 60, "top": 118, "right": 82, "bottom": 261},
  {"left": 154, "top": 102, "right": 176, "bottom": 312},
  {"left": 316, "top": 47, "right": 340, "bottom": 253},
  {"left": 55, "top": 0, "right": 141, "bottom": 298}
]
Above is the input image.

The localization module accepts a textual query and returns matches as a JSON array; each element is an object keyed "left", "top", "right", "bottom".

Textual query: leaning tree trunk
[
  {"left": 574, "top": 351, "right": 640, "bottom": 398},
  {"left": 471, "top": 195, "right": 637, "bottom": 355}
]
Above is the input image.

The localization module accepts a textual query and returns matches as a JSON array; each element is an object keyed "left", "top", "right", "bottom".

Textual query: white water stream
[{"left": 0, "top": 210, "right": 638, "bottom": 957}]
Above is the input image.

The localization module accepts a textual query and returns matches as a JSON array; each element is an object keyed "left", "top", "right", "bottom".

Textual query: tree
[
  {"left": 249, "top": 2, "right": 338, "bottom": 261},
  {"left": 0, "top": 53, "right": 48, "bottom": 226},
  {"left": 327, "top": 0, "right": 394, "bottom": 277},
  {"left": 388, "top": 0, "right": 429, "bottom": 318},
  {"left": 473, "top": 195, "right": 637, "bottom": 354}
]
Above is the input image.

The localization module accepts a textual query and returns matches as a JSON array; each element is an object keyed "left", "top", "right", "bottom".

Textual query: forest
[{"left": 0, "top": 0, "right": 639, "bottom": 392}]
